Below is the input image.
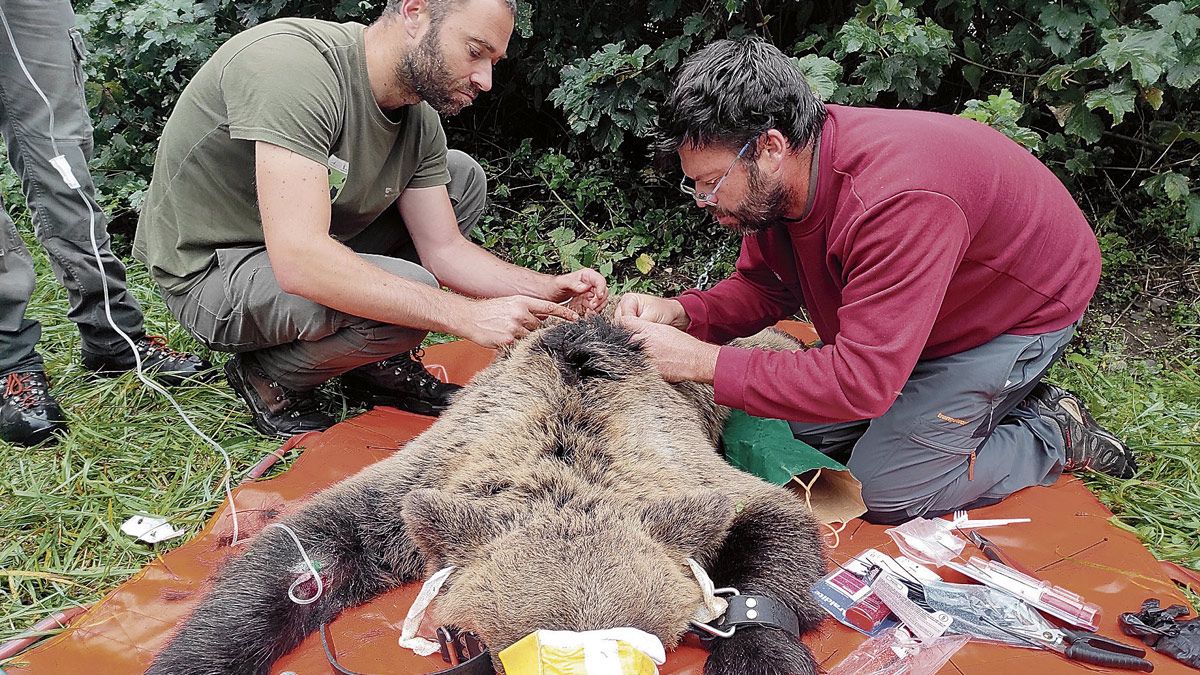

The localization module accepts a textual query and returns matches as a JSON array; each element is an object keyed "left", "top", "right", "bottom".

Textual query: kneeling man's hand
[
  {"left": 613, "top": 293, "right": 689, "bottom": 329},
  {"left": 464, "top": 296, "right": 578, "bottom": 348},
  {"left": 619, "top": 315, "right": 719, "bottom": 384},
  {"left": 549, "top": 268, "right": 608, "bottom": 313}
]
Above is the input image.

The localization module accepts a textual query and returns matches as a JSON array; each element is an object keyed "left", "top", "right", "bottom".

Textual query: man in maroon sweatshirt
[{"left": 615, "top": 38, "right": 1136, "bottom": 524}]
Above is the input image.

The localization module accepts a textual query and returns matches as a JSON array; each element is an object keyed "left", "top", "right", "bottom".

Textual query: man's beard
[
  {"left": 709, "top": 163, "right": 794, "bottom": 236},
  {"left": 399, "top": 24, "right": 478, "bottom": 116}
]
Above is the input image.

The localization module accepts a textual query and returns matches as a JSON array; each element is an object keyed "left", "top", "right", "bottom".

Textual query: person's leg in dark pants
[
  {"left": 0, "top": 0, "right": 208, "bottom": 446},
  {"left": 161, "top": 150, "right": 487, "bottom": 436},
  {"left": 0, "top": 0, "right": 145, "bottom": 360},
  {"left": 791, "top": 327, "right": 1077, "bottom": 524},
  {"left": 0, "top": 204, "right": 65, "bottom": 445}
]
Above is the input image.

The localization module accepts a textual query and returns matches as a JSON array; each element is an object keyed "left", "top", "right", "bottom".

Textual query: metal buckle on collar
[
  {"left": 690, "top": 587, "right": 741, "bottom": 639},
  {"left": 437, "top": 625, "right": 487, "bottom": 666},
  {"left": 690, "top": 588, "right": 803, "bottom": 640}
]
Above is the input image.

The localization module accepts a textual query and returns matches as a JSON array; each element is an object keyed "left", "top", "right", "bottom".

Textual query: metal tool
[
  {"left": 986, "top": 620, "right": 1155, "bottom": 671},
  {"left": 964, "top": 530, "right": 1039, "bottom": 578}
]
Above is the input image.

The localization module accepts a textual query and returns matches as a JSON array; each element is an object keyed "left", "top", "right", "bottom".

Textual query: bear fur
[{"left": 147, "top": 316, "right": 827, "bottom": 675}]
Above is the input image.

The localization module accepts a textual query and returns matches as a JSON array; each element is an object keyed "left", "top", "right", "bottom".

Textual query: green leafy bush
[{"left": 72, "top": 0, "right": 1200, "bottom": 288}]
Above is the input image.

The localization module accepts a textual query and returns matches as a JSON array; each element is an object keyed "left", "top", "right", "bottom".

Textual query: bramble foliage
[{"left": 72, "top": 0, "right": 1199, "bottom": 291}]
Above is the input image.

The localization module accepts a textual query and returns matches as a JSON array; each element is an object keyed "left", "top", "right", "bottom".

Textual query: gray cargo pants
[
  {"left": 161, "top": 150, "right": 487, "bottom": 392},
  {"left": 790, "top": 324, "right": 1076, "bottom": 524},
  {"left": 0, "top": 0, "right": 144, "bottom": 376}
]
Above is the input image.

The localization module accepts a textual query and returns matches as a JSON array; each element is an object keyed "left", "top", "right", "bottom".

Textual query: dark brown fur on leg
[
  {"left": 147, "top": 464, "right": 429, "bottom": 674},
  {"left": 702, "top": 488, "right": 826, "bottom": 675},
  {"left": 707, "top": 631, "right": 819, "bottom": 675}
]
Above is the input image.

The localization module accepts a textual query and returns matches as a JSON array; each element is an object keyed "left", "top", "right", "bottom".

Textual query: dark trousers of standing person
[{"left": 0, "top": 0, "right": 146, "bottom": 378}]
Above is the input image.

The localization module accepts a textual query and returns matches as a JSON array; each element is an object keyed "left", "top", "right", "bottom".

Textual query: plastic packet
[
  {"left": 828, "top": 627, "right": 969, "bottom": 675},
  {"left": 498, "top": 627, "right": 665, "bottom": 675},
  {"left": 885, "top": 518, "right": 966, "bottom": 566},
  {"left": 920, "top": 580, "right": 1044, "bottom": 647},
  {"left": 946, "top": 557, "right": 1100, "bottom": 630}
]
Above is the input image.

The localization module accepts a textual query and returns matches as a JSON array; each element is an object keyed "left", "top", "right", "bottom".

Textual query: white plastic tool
[{"left": 940, "top": 511, "right": 1027, "bottom": 528}]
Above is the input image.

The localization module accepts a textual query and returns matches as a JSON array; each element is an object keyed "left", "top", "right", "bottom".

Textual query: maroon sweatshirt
[{"left": 676, "top": 105, "right": 1101, "bottom": 423}]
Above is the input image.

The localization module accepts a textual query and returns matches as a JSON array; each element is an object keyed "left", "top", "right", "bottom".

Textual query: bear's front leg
[
  {"left": 706, "top": 627, "right": 819, "bottom": 675},
  {"left": 702, "top": 485, "right": 827, "bottom": 675},
  {"left": 148, "top": 473, "right": 425, "bottom": 675}
]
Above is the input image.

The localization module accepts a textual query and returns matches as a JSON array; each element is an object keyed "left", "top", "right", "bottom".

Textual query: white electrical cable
[
  {"left": 0, "top": 6, "right": 241, "bottom": 544},
  {"left": 264, "top": 523, "right": 325, "bottom": 604}
]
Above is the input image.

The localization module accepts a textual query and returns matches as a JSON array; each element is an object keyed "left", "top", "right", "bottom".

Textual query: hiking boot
[
  {"left": 223, "top": 354, "right": 335, "bottom": 438},
  {"left": 341, "top": 348, "right": 462, "bottom": 416},
  {"left": 1028, "top": 382, "right": 1137, "bottom": 479},
  {"left": 83, "top": 335, "right": 215, "bottom": 386},
  {"left": 1, "top": 370, "right": 67, "bottom": 447}
]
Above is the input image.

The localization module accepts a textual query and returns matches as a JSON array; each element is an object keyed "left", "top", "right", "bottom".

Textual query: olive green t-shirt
[{"left": 134, "top": 18, "right": 450, "bottom": 294}]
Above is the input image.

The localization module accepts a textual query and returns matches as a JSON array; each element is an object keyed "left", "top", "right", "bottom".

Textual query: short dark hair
[
  {"left": 382, "top": 0, "right": 518, "bottom": 23},
  {"left": 658, "top": 37, "right": 827, "bottom": 157}
]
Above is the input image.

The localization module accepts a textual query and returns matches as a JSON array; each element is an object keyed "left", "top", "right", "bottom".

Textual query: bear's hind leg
[{"left": 702, "top": 489, "right": 826, "bottom": 675}]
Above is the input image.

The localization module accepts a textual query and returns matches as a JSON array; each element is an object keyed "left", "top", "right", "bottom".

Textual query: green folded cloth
[{"left": 721, "top": 409, "right": 847, "bottom": 485}]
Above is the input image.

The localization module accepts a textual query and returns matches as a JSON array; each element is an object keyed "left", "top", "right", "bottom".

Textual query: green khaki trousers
[{"left": 162, "top": 150, "right": 486, "bottom": 391}]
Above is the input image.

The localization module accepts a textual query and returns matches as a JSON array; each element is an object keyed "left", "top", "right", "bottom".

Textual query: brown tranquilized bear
[{"left": 147, "top": 315, "right": 827, "bottom": 675}]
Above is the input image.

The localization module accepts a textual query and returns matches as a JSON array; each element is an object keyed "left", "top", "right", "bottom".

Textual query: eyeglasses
[{"left": 679, "top": 139, "right": 753, "bottom": 206}]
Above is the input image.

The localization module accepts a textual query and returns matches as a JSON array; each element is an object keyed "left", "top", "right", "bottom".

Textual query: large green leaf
[
  {"left": 793, "top": 54, "right": 843, "bottom": 100},
  {"left": 1148, "top": 1, "right": 1200, "bottom": 41},
  {"left": 1098, "top": 27, "right": 1178, "bottom": 85},
  {"left": 1167, "top": 42, "right": 1200, "bottom": 87},
  {"left": 1084, "top": 81, "right": 1138, "bottom": 125}
]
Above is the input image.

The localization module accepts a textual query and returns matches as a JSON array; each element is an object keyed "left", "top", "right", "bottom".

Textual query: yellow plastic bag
[{"left": 498, "top": 629, "right": 663, "bottom": 674}]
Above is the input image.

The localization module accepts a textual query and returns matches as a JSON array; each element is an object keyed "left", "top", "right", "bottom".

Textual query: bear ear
[
  {"left": 402, "top": 489, "right": 515, "bottom": 561},
  {"left": 639, "top": 491, "right": 736, "bottom": 558}
]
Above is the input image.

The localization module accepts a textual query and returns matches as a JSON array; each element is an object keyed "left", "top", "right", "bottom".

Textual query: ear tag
[{"left": 398, "top": 566, "right": 456, "bottom": 656}]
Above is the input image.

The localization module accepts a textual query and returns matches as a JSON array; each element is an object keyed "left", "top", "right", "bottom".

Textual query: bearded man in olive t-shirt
[{"left": 135, "top": 0, "right": 607, "bottom": 437}]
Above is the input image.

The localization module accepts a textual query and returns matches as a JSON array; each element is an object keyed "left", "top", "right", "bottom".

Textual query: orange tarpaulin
[{"left": 6, "top": 328, "right": 1195, "bottom": 674}]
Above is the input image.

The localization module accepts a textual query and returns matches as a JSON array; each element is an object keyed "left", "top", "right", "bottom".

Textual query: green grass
[
  {"left": 1, "top": 193, "right": 1198, "bottom": 654},
  {"left": 1052, "top": 349, "right": 1200, "bottom": 570},
  {"left": 0, "top": 208, "right": 279, "bottom": 647}
]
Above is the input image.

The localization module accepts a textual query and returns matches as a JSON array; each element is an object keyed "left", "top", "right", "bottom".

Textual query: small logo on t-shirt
[{"left": 328, "top": 154, "right": 349, "bottom": 201}]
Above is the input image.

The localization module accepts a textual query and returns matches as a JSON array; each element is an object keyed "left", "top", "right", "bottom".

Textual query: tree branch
[{"left": 951, "top": 52, "right": 1040, "bottom": 79}]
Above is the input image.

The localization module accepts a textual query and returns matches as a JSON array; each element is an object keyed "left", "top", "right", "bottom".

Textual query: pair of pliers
[{"left": 1026, "top": 626, "right": 1155, "bottom": 671}]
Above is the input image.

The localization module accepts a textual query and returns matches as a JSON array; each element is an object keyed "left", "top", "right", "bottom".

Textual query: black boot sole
[{"left": 341, "top": 383, "right": 449, "bottom": 417}]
